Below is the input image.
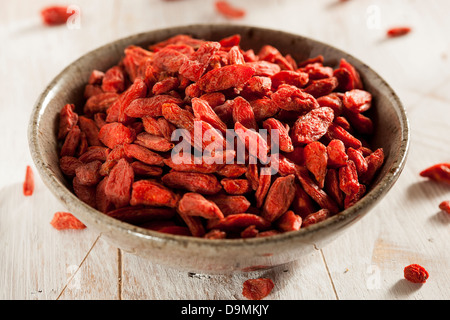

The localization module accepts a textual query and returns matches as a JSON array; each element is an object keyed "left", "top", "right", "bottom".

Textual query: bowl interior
[{"left": 28, "top": 24, "right": 409, "bottom": 272}]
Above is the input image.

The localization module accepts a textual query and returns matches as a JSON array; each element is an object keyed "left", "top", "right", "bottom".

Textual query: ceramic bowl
[{"left": 28, "top": 24, "right": 409, "bottom": 274}]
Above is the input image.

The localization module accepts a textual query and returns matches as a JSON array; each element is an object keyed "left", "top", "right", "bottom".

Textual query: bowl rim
[{"left": 28, "top": 23, "right": 410, "bottom": 250}]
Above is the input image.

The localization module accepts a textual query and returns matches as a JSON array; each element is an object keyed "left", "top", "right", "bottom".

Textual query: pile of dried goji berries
[{"left": 57, "top": 34, "right": 385, "bottom": 239}]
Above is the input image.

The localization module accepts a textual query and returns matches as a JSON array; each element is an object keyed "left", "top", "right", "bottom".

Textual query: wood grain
[{"left": 1, "top": 0, "right": 449, "bottom": 300}]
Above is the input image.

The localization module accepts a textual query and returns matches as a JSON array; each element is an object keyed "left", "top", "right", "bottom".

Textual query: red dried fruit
[
  {"left": 84, "top": 92, "right": 119, "bottom": 115},
  {"left": 292, "top": 182, "right": 316, "bottom": 218},
  {"left": 324, "top": 169, "right": 344, "bottom": 209},
  {"left": 23, "top": 165, "right": 34, "bottom": 196},
  {"left": 255, "top": 172, "right": 272, "bottom": 208},
  {"left": 246, "top": 61, "right": 281, "bottom": 77},
  {"left": 271, "top": 84, "right": 319, "bottom": 113},
  {"left": 78, "top": 116, "right": 102, "bottom": 146},
  {"left": 41, "top": 6, "right": 71, "bottom": 26},
  {"left": 262, "top": 118, "right": 294, "bottom": 153},
  {"left": 234, "top": 122, "right": 269, "bottom": 163},
  {"left": 270, "top": 70, "right": 309, "bottom": 90},
  {"left": 130, "top": 180, "right": 179, "bottom": 208},
  {"left": 344, "top": 184, "right": 366, "bottom": 209},
  {"left": 304, "top": 141, "right": 328, "bottom": 189},
  {"left": 75, "top": 160, "right": 102, "bottom": 186},
  {"left": 207, "top": 194, "right": 251, "bottom": 216},
  {"left": 346, "top": 147, "right": 368, "bottom": 176},
  {"left": 123, "top": 143, "right": 165, "bottom": 166},
  {"left": 98, "top": 122, "right": 136, "bottom": 149},
  {"left": 302, "top": 209, "right": 330, "bottom": 228},
  {"left": 102, "top": 66, "right": 125, "bottom": 93},
  {"left": 178, "top": 193, "right": 224, "bottom": 219},
  {"left": 177, "top": 210, "right": 205, "bottom": 237},
  {"left": 317, "top": 93, "right": 343, "bottom": 116},
  {"left": 72, "top": 176, "right": 97, "bottom": 208},
  {"left": 125, "top": 95, "right": 183, "bottom": 118},
  {"left": 339, "top": 59, "right": 363, "bottom": 90},
  {"left": 439, "top": 201, "right": 450, "bottom": 214},
  {"left": 404, "top": 264, "right": 429, "bottom": 284},
  {"left": 104, "top": 158, "right": 134, "bottom": 208},
  {"left": 191, "top": 97, "right": 228, "bottom": 134},
  {"left": 420, "top": 163, "right": 450, "bottom": 185},
  {"left": 106, "top": 206, "right": 175, "bottom": 224},
  {"left": 304, "top": 77, "right": 339, "bottom": 98},
  {"left": 58, "top": 104, "right": 79, "bottom": 140},
  {"left": 327, "top": 139, "right": 348, "bottom": 168},
  {"left": 197, "top": 65, "right": 255, "bottom": 93},
  {"left": 361, "top": 148, "right": 384, "bottom": 185},
  {"left": 161, "top": 103, "right": 195, "bottom": 131},
  {"left": 56, "top": 33, "right": 383, "bottom": 239},
  {"left": 179, "top": 41, "right": 221, "bottom": 81},
  {"left": 60, "top": 156, "right": 83, "bottom": 177},
  {"left": 219, "top": 34, "right": 241, "bottom": 48},
  {"left": 232, "top": 96, "right": 258, "bottom": 131},
  {"left": 295, "top": 166, "right": 340, "bottom": 215},
  {"left": 107, "top": 78, "right": 148, "bottom": 123},
  {"left": 342, "top": 89, "right": 372, "bottom": 113},
  {"left": 251, "top": 98, "right": 279, "bottom": 122},
  {"left": 215, "top": 1, "right": 246, "bottom": 19},
  {"left": 207, "top": 213, "right": 270, "bottom": 232},
  {"left": 50, "top": 212, "right": 86, "bottom": 230},
  {"left": 291, "top": 107, "right": 334, "bottom": 145},
  {"left": 242, "top": 278, "right": 274, "bottom": 300},
  {"left": 262, "top": 175, "right": 296, "bottom": 222},
  {"left": 339, "top": 160, "right": 360, "bottom": 196},
  {"left": 387, "top": 27, "right": 412, "bottom": 38},
  {"left": 60, "top": 125, "right": 81, "bottom": 157},
  {"left": 162, "top": 171, "right": 222, "bottom": 195},
  {"left": 325, "top": 123, "right": 362, "bottom": 149},
  {"left": 301, "top": 62, "right": 334, "bottom": 80},
  {"left": 276, "top": 210, "right": 302, "bottom": 232},
  {"left": 221, "top": 178, "right": 252, "bottom": 195}
]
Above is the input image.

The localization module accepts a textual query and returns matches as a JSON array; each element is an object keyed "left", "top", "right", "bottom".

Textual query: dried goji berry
[
  {"left": 125, "top": 95, "right": 183, "bottom": 118},
  {"left": 232, "top": 96, "right": 258, "bottom": 131},
  {"left": 56, "top": 33, "right": 384, "bottom": 239},
  {"left": 439, "top": 201, "right": 450, "bottom": 214},
  {"left": 208, "top": 194, "right": 251, "bottom": 216},
  {"left": 261, "top": 174, "right": 296, "bottom": 222},
  {"left": 178, "top": 193, "right": 224, "bottom": 219},
  {"left": 50, "top": 212, "right": 86, "bottom": 230},
  {"left": 130, "top": 179, "right": 179, "bottom": 208},
  {"left": 98, "top": 122, "right": 136, "bottom": 149},
  {"left": 221, "top": 178, "right": 253, "bottom": 195},
  {"left": 242, "top": 278, "right": 274, "bottom": 300},
  {"left": 302, "top": 209, "right": 330, "bottom": 228},
  {"left": 23, "top": 165, "right": 34, "bottom": 196},
  {"left": 276, "top": 210, "right": 302, "bottom": 232},
  {"left": 162, "top": 171, "right": 222, "bottom": 195},
  {"left": 420, "top": 163, "right": 450, "bottom": 185},
  {"left": 304, "top": 141, "right": 328, "bottom": 189},
  {"left": 41, "top": 6, "right": 71, "bottom": 26},
  {"left": 403, "top": 264, "right": 429, "bottom": 284},
  {"left": 387, "top": 27, "right": 412, "bottom": 38},
  {"left": 271, "top": 84, "right": 319, "bottom": 113},
  {"left": 197, "top": 64, "right": 255, "bottom": 93},
  {"left": 291, "top": 107, "right": 334, "bottom": 145},
  {"left": 58, "top": 104, "right": 78, "bottom": 140},
  {"left": 215, "top": 1, "right": 246, "bottom": 19},
  {"left": 262, "top": 117, "right": 294, "bottom": 153}
]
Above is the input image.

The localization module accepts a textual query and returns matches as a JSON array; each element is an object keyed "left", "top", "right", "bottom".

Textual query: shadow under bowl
[{"left": 28, "top": 24, "right": 409, "bottom": 274}]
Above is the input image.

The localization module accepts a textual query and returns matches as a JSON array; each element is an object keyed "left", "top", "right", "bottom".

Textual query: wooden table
[{"left": 1, "top": 0, "right": 449, "bottom": 300}]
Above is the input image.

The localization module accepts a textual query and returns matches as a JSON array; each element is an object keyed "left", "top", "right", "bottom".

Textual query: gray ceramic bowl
[{"left": 28, "top": 24, "right": 409, "bottom": 274}]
